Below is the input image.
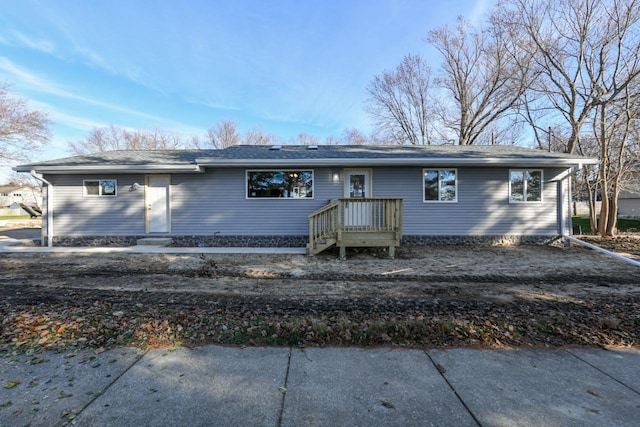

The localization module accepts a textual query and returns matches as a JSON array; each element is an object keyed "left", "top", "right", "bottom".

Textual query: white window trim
[
  {"left": 246, "top": 169, "right": 315, "bottom": 200},
  {"left": 509, "top": 169, "right": 543, "bottom": 203},
  {"left": 83, "top": 179, "right": 118, "bottom": 197},
  {"left": 423, "top": 168, "right": 458, "bottom": 203}
]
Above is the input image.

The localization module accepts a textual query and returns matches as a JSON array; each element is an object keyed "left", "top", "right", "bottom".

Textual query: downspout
[
  {"left": 556, "top": 166, "right": 576, "bottom": 238},
  {"left": 564, "top": 235, "right": 640, "bottom": 267},
  {"left": 30, "top": 170, "right": 53, "bottom": 247},
  {"left": 557, "top": 165, "right": 640, "bottom": 268}
]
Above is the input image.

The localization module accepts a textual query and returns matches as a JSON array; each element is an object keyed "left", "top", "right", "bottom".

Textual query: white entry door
[
  {"left": 344, "top": 170, "right": 371, "bottom": 226},
  {"left": 146, "top": 175, "right": 171, "bottom": 233}
]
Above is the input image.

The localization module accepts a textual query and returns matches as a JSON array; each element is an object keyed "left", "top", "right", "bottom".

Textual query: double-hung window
[
  {"left": 247, "top": 170, "right": 313, "bottom": 199},
  {"left": 83, "top": 179, "right": 117, "bottom": 197},
  {"left": 423, "top": 169, "right": 457, "bottom": 202},
  {"left": 509, "top": 170, "right": 542, "bottom": 202}
]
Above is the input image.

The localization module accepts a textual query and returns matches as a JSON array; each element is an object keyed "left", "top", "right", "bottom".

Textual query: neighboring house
[
  {"left": 0, "top": 184, "right": 42, "bottom": 208},
  {"left": 14, "top": 145, "right": 597, "bottom": 250},
  {"left": 619, "top": 171, "right": 640, "bottom": 217}
]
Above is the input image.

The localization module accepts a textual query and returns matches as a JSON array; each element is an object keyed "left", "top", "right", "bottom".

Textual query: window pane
[
  {"left": 84, "top": 181, "right": 99, "bottom": 195},
  {"left": 294, "top": 171, "right": 313, "bottom": 198},
  {"left": 440, "top": 169, "right": 456, "bottom": 201},
  {"left": 526, "top": 170, "right": 542, "bottom": 201},
  {"left": 424, "top": 170, "right": 438, "bottom": 200},
  {"left": 510, "top": 171, "right": 524, "bottom": 202},
  {"left": 349, "top": 174, "right": 366, "bottom": 198},
  {"left": 101, "top": 180, "right": 116, "bottom": 196},
  {"left": 247, "top": 171, "right": 312, "bottom": 198}
]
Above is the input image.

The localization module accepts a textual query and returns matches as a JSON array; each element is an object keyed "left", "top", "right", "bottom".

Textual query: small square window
[
  {"left": 84, "top": 179, "right": 117, "bottom": 197},
  {"left": 509, "top": 170, "right": 542, "bottom": 203},
  {"left": 424, "top": 169, "right": 457, "bottom": 202}
]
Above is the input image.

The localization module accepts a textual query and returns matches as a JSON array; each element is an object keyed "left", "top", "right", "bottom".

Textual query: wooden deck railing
[
  {"left": 307, "top": 198, "right": 403, "bottom": 257},
  {"left": 307, "top": 199, "right": 340, "bottom": 255}
]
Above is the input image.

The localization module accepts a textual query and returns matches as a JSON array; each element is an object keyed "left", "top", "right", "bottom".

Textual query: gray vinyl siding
[
  {"left": 171, "top": 167, "right": 342, "bottom": 235},
  {"left": 47, "top": 174, "right": 146, "bottom": 235},
  {"left": 371, "top": 166, "right": 564, "bottom": 236},
  {"left": 44, "top": 166, "right": 569, "bottom": 238}
]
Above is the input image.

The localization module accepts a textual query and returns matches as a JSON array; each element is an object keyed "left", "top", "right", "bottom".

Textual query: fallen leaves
[
  {"left": 1, "top": 291, "right": 638, "bottom": 355},
  {"left": 0, "top": 250, "right": 639, "bottom": 355}
]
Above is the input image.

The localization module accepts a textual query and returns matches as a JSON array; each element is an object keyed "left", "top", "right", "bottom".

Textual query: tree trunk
[
  {"left": 587, "top": 188, "right": 598, "bottom": 233},
  {"left": 597, "top": 105, "right": 610, "bottom": 238},
  {"left": 606, "top": 195, "right": 618, "bottom": 236},
  {"left": 606, "top": 173, "right": 624, "bottom": 236}
]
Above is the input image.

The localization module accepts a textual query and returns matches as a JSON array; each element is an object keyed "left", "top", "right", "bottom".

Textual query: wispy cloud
[
  {"left": 0, "top": 57, "right": 206, "bottom": 137},
  {"left": 0, "top": 57, "right": 165, "bottom": 122},
  {"left": 29, "top": 100, "right": 106, "bottom": 132},
  {"left": 468, "top": 0, "right": 493, "bottom": 25},
  {"left": 0, "top": 31, "right": 56, "bottom": 54},
  {"left": 10, "top": 31, "right": 56, "bottom": 54},
  {"left": 184, "top": 96, "right": 242, "bottom": 112}
]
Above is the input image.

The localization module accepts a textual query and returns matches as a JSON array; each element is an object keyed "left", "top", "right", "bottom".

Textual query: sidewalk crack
[
  {"left": 425, "top": 351, "right": 482, "bottom": 427},
  {"left": 73, "top": 348, "right": 149, "bottom": 420},
  {"left": 277, "top": 347, "right": 292, "bottom": 427},
  {"left": 566, "top": 349, "right": 640, "bottom": 396}
]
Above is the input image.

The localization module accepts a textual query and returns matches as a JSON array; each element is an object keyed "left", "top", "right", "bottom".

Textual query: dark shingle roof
[
  {"left": 16, "top": 149, "right": 214, "bottom": 168},
  {"left": 14, "top": 145, "right": 596, "bottom": 173},
  {"left": 203, "top": 144, "right": 589, "bottom": 161}
]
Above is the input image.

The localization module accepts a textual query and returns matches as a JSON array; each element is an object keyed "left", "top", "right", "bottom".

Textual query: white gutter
[
  {"left": 564, "top": 235, "right": 640, "bottom": 267},
  {"left": 30, "top": 170, "right": 53, "bottom": 247}
]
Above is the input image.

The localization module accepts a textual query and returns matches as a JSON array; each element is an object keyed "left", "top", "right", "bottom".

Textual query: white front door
[
  {"left": 146, "top": 175, "right": 171, "bottom": 233},
  {"left": 344, "top": 170, "right": 371, "bottom": 226}
]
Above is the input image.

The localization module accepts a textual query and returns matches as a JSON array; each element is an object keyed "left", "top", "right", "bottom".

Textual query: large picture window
[
  {"left": 509, "top": 170, "right": 542, "bottom": 202},
  {"left": 423, "top": 169, "right": 457, "bottom": 202},
  {"left": 83, "top": 179, "right": 117, "bottom": 197},
  {"left": 247, "top": 170, "right": 313, "bottom": 199}
]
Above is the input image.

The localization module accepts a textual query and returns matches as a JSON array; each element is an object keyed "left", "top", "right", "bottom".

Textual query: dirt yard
[{"left": 1, "top": 230, "right": 639, "bottom": 353}]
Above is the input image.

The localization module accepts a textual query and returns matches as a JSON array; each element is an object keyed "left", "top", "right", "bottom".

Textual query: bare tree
[
  {"left": 244, "top": 128, "right": 275, "bottom": 146},
  {"left": 340, "top": 128, "right": 368, "bottom": 145},
  {"left": 205, "top": 119, "right": 240, "bottom": 149},
  {"left": 0, "top": 83, "right": 51, "bottom": 162},
  {"left": 501, "top": 0, "right": 640, "bottom": 155},
  {"left": 291, "top": 133, "right": 321, "bottom": 146},
  {"left": 501, "top": 0, "right": 640, "bottom": 235},
  {"left": 427, "top": 16, "right": 530, "bottom": 145},
  {"left": 593, "top": 86, "right": 640, "bottom": 236},
  {"left": 365, "top": 54, "right": 434, "bottom": 145},
  {"left": 125, "top": 128, "right": 183, "bottom": 150},
  {"left": 197, "top": 119, "right": 277, "bottom": 148},
  {"left": 69, "top": 124, "right": 184, "bottom": 155}
]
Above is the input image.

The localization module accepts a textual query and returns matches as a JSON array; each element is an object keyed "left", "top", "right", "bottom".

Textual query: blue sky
[{"left": 0, "top": 0, "right": 494, "bottom": 181}]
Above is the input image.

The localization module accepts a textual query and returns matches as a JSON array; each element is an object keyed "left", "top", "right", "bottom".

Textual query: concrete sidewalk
[{"left": 1, "top": 346, "right": 639, "bottom": 426}]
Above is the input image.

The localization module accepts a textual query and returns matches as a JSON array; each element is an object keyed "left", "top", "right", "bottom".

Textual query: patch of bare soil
[
  {"left": 1, "top": 243, "right": 639, "bottom": 353},
  {"left": 575, "top": 234, "right": 640, "bottom": 261}
]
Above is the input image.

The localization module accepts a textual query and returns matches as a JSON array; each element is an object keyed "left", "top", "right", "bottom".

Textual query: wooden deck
[{"left": 307, "top": 198, "right": 403, "bottom": 258}]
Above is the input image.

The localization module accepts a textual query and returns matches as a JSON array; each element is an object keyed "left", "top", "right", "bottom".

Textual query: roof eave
[{"left": 13, "top": 164, "right": 204, "bottom": 174}]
